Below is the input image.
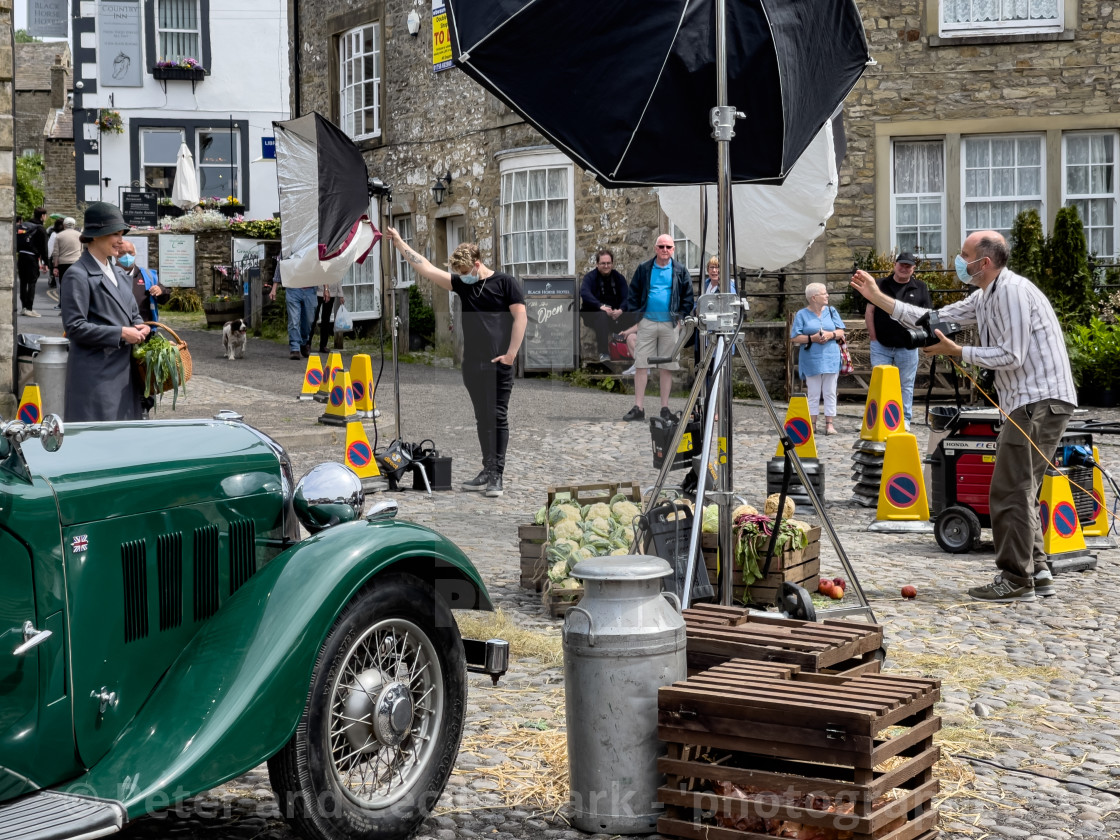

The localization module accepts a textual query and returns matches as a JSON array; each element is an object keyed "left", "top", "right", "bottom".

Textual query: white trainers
[
  {"left": 1033, "top": 568, "right": 1056, "bottom": 597},
  {"left": 22, "top": 309, "right": 41, "bottom": 317}
]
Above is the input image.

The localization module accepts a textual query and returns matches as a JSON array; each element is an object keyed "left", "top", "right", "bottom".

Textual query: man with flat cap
[
  {"left": 864, "top": 252, "right": 932, "bottom": 427},
  {"left": 60, "top": 202, "right": 150, "bottom": 421}
]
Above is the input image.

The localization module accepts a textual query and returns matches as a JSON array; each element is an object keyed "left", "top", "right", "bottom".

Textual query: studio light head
[{"left": 367, "top": 177, "right": 393, "bottom": 201}]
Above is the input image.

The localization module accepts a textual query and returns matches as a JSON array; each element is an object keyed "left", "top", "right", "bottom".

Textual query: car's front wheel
[{"left": 269, "top": 573, "right": 466, "bottom": 840}]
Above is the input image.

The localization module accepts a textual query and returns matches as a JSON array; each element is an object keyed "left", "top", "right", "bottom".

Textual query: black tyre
[
  {"left": 269, "top": 573, "right": 467, "bottom": 840},
  {"left": 934, "top": 506, "right": 981, "bottom": 554}
]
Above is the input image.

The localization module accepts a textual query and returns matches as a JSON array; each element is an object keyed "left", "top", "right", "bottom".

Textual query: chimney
[{"left": 50, "top": 56, "right": 70, "bottom": 109}]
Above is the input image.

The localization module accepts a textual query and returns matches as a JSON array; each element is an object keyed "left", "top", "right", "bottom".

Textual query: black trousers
[
  {"left": 18, "top": 255, "right": 40, "bottom": 310},
  {"left": 581, "top": 309, "right": 633, "bottom": 355},
  {"left": 313, "top": 297, "right": 336, "bottom": 352},
  {"left": 462, "top": 360, "right": 514, "bottom": 474}
]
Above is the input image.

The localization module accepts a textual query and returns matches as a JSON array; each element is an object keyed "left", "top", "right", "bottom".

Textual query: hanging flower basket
[
  {"left": 97, "top": 110, "right": 124, "bottom": 134},
  {"left": 153, "top": 66, "right": 206, "bottom": 81}
]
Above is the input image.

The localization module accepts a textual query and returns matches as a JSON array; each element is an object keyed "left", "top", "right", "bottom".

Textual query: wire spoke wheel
[
  {"left": 328, "top": 618, "right": 445, "bottom": 809},
  {"left": 269, "top": 574, "right": 466, "bottom": 840}
]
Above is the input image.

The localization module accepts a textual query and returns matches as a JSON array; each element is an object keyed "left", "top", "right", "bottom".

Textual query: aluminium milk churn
[
  {"left": 563, "top": 555, "right": 686, "bottom": 834},
  {"left": 32, "top": 337, "right": 69, "bottom": 421}
]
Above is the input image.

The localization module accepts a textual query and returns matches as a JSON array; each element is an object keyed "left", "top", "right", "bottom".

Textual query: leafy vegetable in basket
[
  {"left": 732, "top": 512, "right": 809, "bottom": 588},
  {"left": 132, "top": 332, "right": 188, "bottom": 407}
]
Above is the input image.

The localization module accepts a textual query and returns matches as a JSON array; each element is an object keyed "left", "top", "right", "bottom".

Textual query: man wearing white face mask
[
  {"left": 852, "top": 230, "right": 1076, "bottom": 604},
  {"left": 385, "top": 226, "right": 527, "bottom": 499}
]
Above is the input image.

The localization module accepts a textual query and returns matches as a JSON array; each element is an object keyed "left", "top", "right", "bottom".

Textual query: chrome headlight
[{"left": 293, "top": 462, "right": 365, "bottom": 533}]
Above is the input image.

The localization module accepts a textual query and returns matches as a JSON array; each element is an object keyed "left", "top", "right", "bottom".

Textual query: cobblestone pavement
[{"left": 55, "top": 322, "right": 1119, "bottom": 840}]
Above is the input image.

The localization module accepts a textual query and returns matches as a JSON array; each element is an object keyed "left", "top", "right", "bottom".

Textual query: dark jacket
[
  {"left": 579, "top": 268, "right": 629, "bottom": 311},
  {"left": 626, "top": 257, "right": 694, "bottom": 321},
  {"left": 61, "top": 250, "right": 145, "bottom": 422}
]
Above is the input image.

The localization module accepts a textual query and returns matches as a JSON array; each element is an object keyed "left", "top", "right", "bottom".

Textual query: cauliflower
[
  {"left": 552, "top": 519, "right": 583, "bottom": 542},
  {"left": 609, "top": 547, "right": 629, "bottom": 556},
  {"left": 610, "top": 500, "right": 641, "bottom": 525},
  {"left": 787, "top": 518, "right": 813, "bottom": 535},
  {"left": 587, "top": 502, "right": 613, "bottom": 521},
  {"left": 547, "top": 559, "right": 570, "bottom": 583},
  {"left": 559, "top": 578, "right": 582, "bottom": 601},
  {"left": 587, "top": 517, "right": 613, "bottom": 539},
  {"left": 702, "top": 504, "right": 720, "bottom": 533},
  {"left": 534, "top": 506, "right": 548, "bottom": 525},
  {"left": 553, "top": 538, "right": 581, "bottom": 554},
  {"left": 764, "top": 493, "right": 796, "bottom": 520},
  {"left": 732, "top": 503, "right": 758, "bottom": 520}
]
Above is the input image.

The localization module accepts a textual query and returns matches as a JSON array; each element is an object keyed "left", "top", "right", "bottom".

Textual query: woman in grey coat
[{"left": 60, "top": 202, "right": 150, "bottom": 421}]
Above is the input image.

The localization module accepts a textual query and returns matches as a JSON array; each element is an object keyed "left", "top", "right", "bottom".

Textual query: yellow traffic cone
[
  {"left": 350, "top": 354, "right": 379, "bottom": 418},
  {"left": 868, "top": 432, "right": 932, "bottom": 531},
  {"left": 318, "top": 367, "right": 361, "bottom": 426},
  {"left": 775, "top": 394, "right": 818, "bottom": 459},
  {"left": 1039, "top": 470, "right": 1087, "bottom": 556},
  {"left": 859, "top": 365, "right": 905, "bottom": 442},
  {"left": 343, "top": 420, "right": 386, "bottom": 490},
  {"left": 316, "top": 351, "right": 345, "bottom": 404},
  {"left": 299, "top": 354, "right": 325, "bottom": 401},
  {"left": 17, "top": 385, "right": 43, "bottom": 424},
  {"left": 1081, "top": 446, "right": 1111, "bottom": 540}
]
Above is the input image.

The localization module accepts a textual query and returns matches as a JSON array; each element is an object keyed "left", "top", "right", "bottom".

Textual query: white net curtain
[{"left": 942, "top": 0, "right": 1059, "bottom": 23}]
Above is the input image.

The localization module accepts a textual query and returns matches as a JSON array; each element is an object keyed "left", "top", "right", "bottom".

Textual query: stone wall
[
  {"left": 1, "top": 4, "right": 17, "bottom": 415},
  {"left": 42, "top": 139, "right": 77, "bottom": 219},
  {"left": 14, "top": 89, "right": 48, "bottom": 157}
]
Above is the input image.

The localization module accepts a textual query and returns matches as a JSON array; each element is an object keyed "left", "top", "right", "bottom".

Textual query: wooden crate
[
  {"left": 518, "top": 523, "right": 547, "bottom": 591},
  {"left": 657, "top": 659, "right": 941, "bottom": 840},
  {"left": 703, "top": 527, "right": 823, "bottom": 607},
  {"left": 683, "top": 604, "right": 884, "bottom": 675},
  {"left": 541, "top": 578, "right": 584, "bottom": 618},
  {"left": 546, "top": 480, "right": 642, "bottom": 510}
]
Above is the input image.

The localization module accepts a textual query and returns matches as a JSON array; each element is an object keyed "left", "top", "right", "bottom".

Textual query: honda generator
[{"left": 927, "top": 406, "right": 1101, "bottom": 554}]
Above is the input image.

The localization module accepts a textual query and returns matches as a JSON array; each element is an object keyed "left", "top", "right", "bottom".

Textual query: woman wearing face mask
[{"left": 384, "top": 226, "right": 527, "bottom": 499}]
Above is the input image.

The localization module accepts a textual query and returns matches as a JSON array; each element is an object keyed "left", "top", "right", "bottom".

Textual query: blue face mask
[
  {"left": 459, "top": 269, "right": 480, "bottom": 285},
  {"left": 954, "top": 254, "right": 982, "bottom": 284},
  {"left": 118, "top": 254, "right": 136, "bottom": 268}
]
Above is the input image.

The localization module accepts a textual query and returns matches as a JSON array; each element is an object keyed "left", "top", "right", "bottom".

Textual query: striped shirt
[{"left": 891, "top": 267, "right": 1076, "bottom": 414}]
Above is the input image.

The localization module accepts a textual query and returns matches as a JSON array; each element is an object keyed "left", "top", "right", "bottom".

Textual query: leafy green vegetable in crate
[
  {"left": 702, "top": 504, "right": 720, "bottom": 534},
  {"left": 732, "top": 512, "right": 809, "bottom": 587},
  {"left": 549, "top": 503, "right": 582, "bottom": 525},
  {"left": 132, "top": 332, "right": 187, "bottom": 407},
  {"left": 586, "top": 517, "right": 612, "bottom": 539},
  {"left": 547, "top": 559, "right": 570, "bottom": 583},
  {"left": 534, "top": 506, "right": 547, "bottom": 525}
]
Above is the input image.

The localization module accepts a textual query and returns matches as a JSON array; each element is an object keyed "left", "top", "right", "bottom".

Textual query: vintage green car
[{"left": 0, "top": 412, "right": 507, "bottom": 840}]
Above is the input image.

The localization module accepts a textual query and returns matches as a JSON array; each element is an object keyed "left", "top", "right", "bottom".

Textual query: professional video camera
[{"left": 900, "top": 311, "right": 965, "bottom": 350}]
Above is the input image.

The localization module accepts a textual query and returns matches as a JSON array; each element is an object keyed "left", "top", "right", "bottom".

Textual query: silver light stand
[{"left": 635, "top": 0, "right": 876, "bottom": 624}]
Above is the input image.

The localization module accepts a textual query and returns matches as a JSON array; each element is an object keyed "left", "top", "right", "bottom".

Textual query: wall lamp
[
  {"left": 431, "top": 171, "right": 452, "bottom": 206},
  {"left": 406, "top": 9, "right": 421, "bottom": 36}
]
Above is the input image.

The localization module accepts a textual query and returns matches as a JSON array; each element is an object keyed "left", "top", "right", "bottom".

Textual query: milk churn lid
[{"left": 570, "top": 555, "right": 671, "bottom": 581}]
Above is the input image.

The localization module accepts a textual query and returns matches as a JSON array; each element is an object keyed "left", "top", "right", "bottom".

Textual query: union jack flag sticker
[{"left": 71, "top": 534, "right": 88, "bottom": 553}]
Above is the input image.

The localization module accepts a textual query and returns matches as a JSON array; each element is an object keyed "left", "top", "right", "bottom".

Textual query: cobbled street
[{"left": 51, "top": 317, "right": 1117, "bottom": 840}]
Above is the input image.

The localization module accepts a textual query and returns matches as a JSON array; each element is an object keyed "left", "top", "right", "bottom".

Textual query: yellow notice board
[{"left": 432, "top": 0, "right": 453, "bottom": 71}]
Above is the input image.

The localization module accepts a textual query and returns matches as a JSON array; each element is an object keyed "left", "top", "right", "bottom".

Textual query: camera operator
[{"left": 851, "top": 230, "right": 1076, "bottom": 604}]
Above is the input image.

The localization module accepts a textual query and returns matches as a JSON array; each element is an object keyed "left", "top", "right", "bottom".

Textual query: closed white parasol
[{"left": 170, "top": 142, "right": 199, "bottom": 210}]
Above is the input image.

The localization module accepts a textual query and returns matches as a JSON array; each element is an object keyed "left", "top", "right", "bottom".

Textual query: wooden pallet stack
[
  {"left": 684, "top": 603, "right": 884, "bottom": 677},
  {"left": 657, "top": 659, "right": 941, "bottom": 840}
]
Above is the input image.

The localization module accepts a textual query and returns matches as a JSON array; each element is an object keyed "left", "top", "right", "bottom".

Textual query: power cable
[{"left": 961, "top": 754, "right": 1120, "bottom": 799}]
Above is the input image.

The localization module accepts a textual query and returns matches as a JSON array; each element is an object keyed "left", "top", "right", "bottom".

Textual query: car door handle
[{"left": 12, "top": 621, "right": 52, "bottom": 656}]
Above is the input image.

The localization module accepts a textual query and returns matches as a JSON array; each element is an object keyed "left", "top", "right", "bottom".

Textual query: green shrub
[
  {"left": 408, "top": 284, "right": 435, "bottom": 347},
  {"left": 1009, "top": 208, "right": 1045, "bottom": 282},
  {"left": 1039, "top": 205, "right": 1095, "bottom": 328},
  {"left": 15, "top": 154, "right": 44, "bottom": 219},
  {"left": 164, "top": 288, "right": 203, "bottom": 312}
]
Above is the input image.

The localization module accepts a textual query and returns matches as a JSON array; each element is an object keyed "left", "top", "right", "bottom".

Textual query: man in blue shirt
[{"left": 622, "top": 234, "right": 695, "bottom": 421}]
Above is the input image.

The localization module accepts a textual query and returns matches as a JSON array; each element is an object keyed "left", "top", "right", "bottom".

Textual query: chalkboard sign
[
  {"left": 122, "top": 191, "right": 158, "bottom": 228},
  {"left": 519, "top": 276, "right": 578, "bottom": 373}
]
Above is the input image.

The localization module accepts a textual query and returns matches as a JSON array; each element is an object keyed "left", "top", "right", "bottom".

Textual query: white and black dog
[{"left": 222, "top": 318, "right": 248, "bottom": 360}]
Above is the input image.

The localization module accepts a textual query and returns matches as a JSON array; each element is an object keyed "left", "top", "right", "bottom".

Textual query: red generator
[{"left": 927, "top": 406, "right": 1097, "bottom": 553}]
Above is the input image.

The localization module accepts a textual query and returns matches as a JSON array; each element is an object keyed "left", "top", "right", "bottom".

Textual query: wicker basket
[{"left": 137, "top": 321, "right": 193, "bottom": 396}]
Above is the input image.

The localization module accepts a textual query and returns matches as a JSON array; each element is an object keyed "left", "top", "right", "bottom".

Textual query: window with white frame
[
  {"left": 892, "top": 140, "right": 945, "bottom": 261},
  {"left": 156, "top": 0, "right": 201, "bottom": 63},
  {"left": 140, "top": 127, "right": 185, "bottom": 197},
  {"left": 392, "top": 215, "right": 416, "bottom": 286},
  {"left": 499, "top": 157, "right": 573, "bottom": 276},
  {"left": 671, "top": 224, "right": 706, "bottom": 276},
  {"left": 1064, "top": 132, "right": 1118, "bottom": 259},
  {"left": 197, "top": 129, "right": 240, "bottom": 201},
  {"left": 339, "top": 24, "right": 381, "bottom": 141},
  {"left": 962, "top": 135, "right": 1044, "bottom": 240},
  {"left": 940, "top": 0, "right": 1061, "bottom": 35},
  {"left": 342, "top": 248, "right": 383, "bottom": 319}
]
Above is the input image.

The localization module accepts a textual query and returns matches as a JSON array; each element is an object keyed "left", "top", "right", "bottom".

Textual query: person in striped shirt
[{"left": 852, "top": 230, "right": 1076, "bottom": 604}]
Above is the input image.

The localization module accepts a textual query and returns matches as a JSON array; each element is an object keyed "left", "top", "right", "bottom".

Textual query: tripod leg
[{"left": 733, "top": 336, "right": 877, "bottom": 623}]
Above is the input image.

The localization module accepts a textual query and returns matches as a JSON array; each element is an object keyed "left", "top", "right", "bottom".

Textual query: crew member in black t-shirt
[
  {"left": 864, "top": 252, "right": 933, "bottom": 427},
  {"left": 385, "top": 226, "right": 527, "bottom": 498},
  {"left": 16, "top": 207, "right": 51, "bottom": 317}
]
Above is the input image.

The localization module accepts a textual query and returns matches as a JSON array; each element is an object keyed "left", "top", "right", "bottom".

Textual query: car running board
[{"left": 0, "top": 790, "right": 125, "bottom": 840}]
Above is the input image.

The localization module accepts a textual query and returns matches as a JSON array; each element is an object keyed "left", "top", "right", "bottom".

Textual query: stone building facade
[
  {"left": 2, "top": 9, "right": 18, "bottom": 415},
  {"left": 826, "top": 0, "right": 1120, "bottom": 275}
]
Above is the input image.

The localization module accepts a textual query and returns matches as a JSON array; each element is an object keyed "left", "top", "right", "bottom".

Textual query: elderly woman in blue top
[{"left": 790, "top": 282, "right": 845, "bottom": 434}]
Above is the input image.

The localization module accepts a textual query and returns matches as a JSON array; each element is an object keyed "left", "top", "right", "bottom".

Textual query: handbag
[
  {"left": 334, "top": 304, "right": 354, "bottom": 331},
  {"left": 608, "top": 333, "right": 633, "bottom": 361},
  {"left": 837, "top": 337, "right": 854, "bottom": 376}
]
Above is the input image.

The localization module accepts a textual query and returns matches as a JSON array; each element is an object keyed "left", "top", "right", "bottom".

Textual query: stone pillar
[{"left": 1, "top": 2, "right": 18, "bottom": 417}]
